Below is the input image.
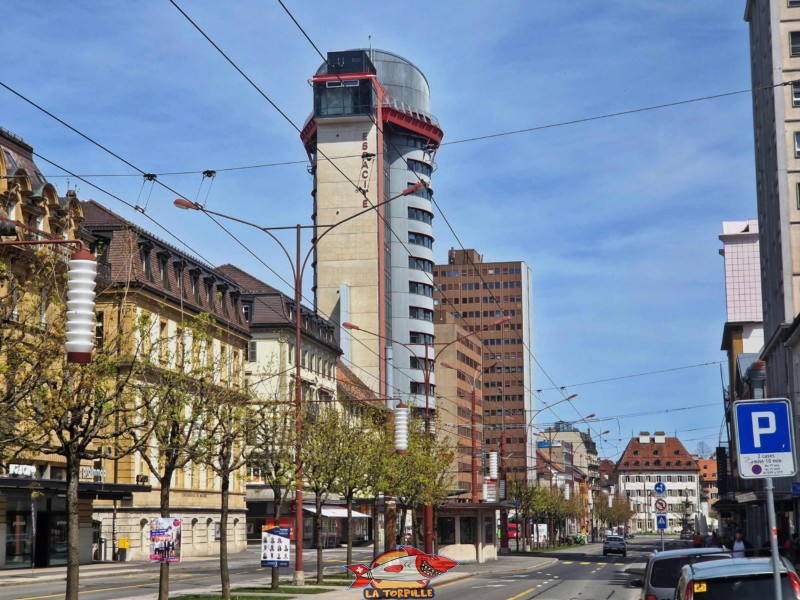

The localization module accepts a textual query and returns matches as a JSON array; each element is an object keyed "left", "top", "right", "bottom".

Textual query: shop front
[
  {"left": 436, "top": 503, "right": 500, "bottom": 564},
  {"left": 0, "top": 477, "right": 149, "bottom": 569}
]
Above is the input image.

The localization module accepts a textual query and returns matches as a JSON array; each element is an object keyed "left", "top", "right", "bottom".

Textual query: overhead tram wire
[
  {"left": 271, "top": 1, "right": 593, "bottom": 438},
  {"left": 31, "top": 78, "right": 800, "bottom": 180},
  {"left": 168, "top": 0, "right": 578, "bottom": 429},
  {"left": 535, "top": 361, "right": 725, "bottom": 391}
]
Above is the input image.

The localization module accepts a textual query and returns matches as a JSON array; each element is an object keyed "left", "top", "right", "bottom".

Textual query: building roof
[
  {"left": 81, "top": 200, "right": 248, "bottom": 335},
  {"left": 536, "top": 449, "right": 564, "bottom": 473},
  {"left": 217, "top": 263, "right": 341, "bottom": 355},
  {"left": 337, "top": 360, "right": 379, "bottom": 403},
  {"left": 616, "top": 434, "right": 698, "bottom": 472}
]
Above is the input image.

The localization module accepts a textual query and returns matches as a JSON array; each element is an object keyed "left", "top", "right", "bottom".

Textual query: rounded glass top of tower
[{"left": 317, "top": 48, "right": 431, "bottom": 114}]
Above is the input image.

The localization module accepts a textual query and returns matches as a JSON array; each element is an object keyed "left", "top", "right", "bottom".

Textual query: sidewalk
[{"left": 0, "top": 555, "right": 217, "bottom": 587}]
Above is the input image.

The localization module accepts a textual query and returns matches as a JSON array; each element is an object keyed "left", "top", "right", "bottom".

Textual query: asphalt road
[
  {"left": 6, "top": 536, "right": 689, "bottom": 600},
  {"left": 432, "top": 536, "right": 684, "bottom": 600},
  {"left": 5, "top": 544, "right": 376, "bottom": 600}
]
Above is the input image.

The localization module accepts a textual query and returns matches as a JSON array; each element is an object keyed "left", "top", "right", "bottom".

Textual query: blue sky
[{"left": 3, "top": 1, "right": 754, "bottom": 459}]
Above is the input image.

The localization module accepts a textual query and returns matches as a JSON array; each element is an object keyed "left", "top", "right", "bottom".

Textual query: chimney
[
  {"left": 654, "top": 431, "right": 666, "bottom": 444},
  {"left": 638, "top": 431, "right": 651, "bottom": 444}
]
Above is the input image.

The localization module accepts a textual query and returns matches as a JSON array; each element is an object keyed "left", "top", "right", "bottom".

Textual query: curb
[{"left": 0, "top": 567, "right": 151, "bottom": 587}]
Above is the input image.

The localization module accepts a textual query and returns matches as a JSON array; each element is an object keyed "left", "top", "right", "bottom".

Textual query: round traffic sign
[
  {"left": 654, "top": 482, "right": 666, "bottom": 494},
  {"left": 654, "top": 498, "right": 667, "bottom": 512}
]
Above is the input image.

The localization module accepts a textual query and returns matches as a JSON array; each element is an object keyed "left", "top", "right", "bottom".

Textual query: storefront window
[
  {"left": 6, "top": 513, "right": 32, "bottom": 567},
  {"left": 437, "top": 517, "right": 455, "bottom": 545},
  {"left": 460, "top": 517, "right": 476, "bottom": 544},
  {"left": 485, "top": 516, "right": 494, "bottom": 543}
]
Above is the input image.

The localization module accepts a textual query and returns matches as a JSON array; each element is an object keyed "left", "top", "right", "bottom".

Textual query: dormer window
[
  {"left": 139, "top": 242, "right": 154, "bottom": 282},
  {"left": 653, "top": 450, "right": 659, "bottom": 456},
  {"left": 157, "top": 252, "right": 171, "bottom": 291},
  {"left": 633, "top": 450, "right": 639, "bottom": 456},
  {"left": 242, "top": 302, "right": 253, "bottom": 324}
]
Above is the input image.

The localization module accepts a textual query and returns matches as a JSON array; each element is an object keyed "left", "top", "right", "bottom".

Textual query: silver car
[
  {"left": 674, "top": 556, "right": 800, "bottom": 600},
  {"left": 630, "top": 547, "right": 730, "bottom": 600},
  {"left": 603, "top": 534, "right": 627, "bottom": 557}
]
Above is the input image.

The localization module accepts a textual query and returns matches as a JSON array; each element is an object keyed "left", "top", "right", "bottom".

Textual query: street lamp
[
  {"left": 175, "top": 181, "right": 426, "bottom": 586},
  {"left": 343, "top": 315, "right": 509, "bottom": 553}
]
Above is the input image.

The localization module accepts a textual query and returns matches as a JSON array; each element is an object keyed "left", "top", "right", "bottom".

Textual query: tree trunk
[
  {"left": 346, "top": 496, "right": 353, "bottom": 565},
  {"left": 158, "top": 472, "right": 172, "bottom": 600},
  {"left": 399, "top": 507, "right": 408, "bottom": 547},
  {"left": 271, "top": 497, "right": 283, "bottom": 591},
  {"left": 315, "top": 493, "right": 324, "bottom": 584},
  {"left": 219, "top": 470, "right": 231, "bottom": 600},
  {"left": 65, "top": 453, "right": 81, "bottom": 600},
  {"left": 411, "top": 509, "right": 418, "bottom": 548},
  {"left": 373, "top": 495, "right": 381, "bottom": 559}
]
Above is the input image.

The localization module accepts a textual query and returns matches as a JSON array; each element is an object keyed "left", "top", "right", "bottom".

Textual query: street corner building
[{"left": 0, "top": 129, "right": 159, "bottom": 568}]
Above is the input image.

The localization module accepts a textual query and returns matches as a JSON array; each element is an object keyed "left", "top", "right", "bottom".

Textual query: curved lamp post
[
  {"left": 175, "top": 181, "right": 426, "bottom": 586},
  {"left": 343, "top": 315, "right": 509, "bottom": 553}
]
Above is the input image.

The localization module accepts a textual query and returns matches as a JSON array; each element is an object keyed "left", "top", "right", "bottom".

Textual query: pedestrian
[
  {"left": 710, "top": 531, "right": 722, "bottom": 548},
  {"left": 732, "top": 531, "right": 752, "bottom": 558},
  {"left": 692, "top": 531, "right": 703, "bottom": 548}
]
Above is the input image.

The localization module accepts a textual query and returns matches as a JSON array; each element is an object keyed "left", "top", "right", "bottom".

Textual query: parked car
[
  {"left": 629, "top": 547, "right": 731, "bottom": 600},
  {"left": 674, "top": 557, "right": 800, "bottom": 600},
  {"left": 603, "top": 534, "right": 627, "bottom": 557},
  {"left": 680, "top": 530, "right": 693, "bottom": 540}
]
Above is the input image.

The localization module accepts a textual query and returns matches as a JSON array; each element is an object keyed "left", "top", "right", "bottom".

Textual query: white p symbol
[{"left": 752, "top": 411, "right": 776, "bottom": 448}]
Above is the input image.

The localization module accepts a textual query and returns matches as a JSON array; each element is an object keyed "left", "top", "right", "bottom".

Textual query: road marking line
[
  {"left": 507, "top": 588, "right": 536, "bottom": 600},
  {"left": 580, "top": 561, "right": 590, "bottom": 565},
  {"left": 561, "top": 561, "right": 573, "bottom": 564},
  {"left": 18, "top": 582, "right": 161, "bottom": 600},
  {"left": 616, "top": 562, "right": 624, "bottom": 566}
]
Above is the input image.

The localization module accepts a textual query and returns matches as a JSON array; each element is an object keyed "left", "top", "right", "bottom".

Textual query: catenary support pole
[{"left": 766, "top": 477, "right": 782, "bottom": 600}]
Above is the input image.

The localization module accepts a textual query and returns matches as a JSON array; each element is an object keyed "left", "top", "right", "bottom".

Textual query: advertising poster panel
[
  {"left": 261, "top": 525, "right": 291, "bottom": 568},
  {"left": 150, "top": 517, "right": 181, "bottom": 563}
]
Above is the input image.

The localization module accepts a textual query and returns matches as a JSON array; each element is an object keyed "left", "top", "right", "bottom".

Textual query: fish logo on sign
[{"left": 344, "top": 545, "right": 458, "bottom": 598}]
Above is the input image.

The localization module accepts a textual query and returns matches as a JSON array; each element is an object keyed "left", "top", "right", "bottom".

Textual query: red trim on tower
[{"left": 382, "top": 107, "right": 444, "bottom": 145}]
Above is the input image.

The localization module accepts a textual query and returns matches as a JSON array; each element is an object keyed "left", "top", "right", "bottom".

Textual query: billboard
[
  {"left": 261, "top": 526, "right": 291, "bottom": 568},
  {"left": 150, "top": 517, "right": 181, "bottom": 563}
]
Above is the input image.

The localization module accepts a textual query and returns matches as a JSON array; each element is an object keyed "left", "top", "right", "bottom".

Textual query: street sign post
[
  {"left": 733, "top": 398, "right": 797, "bottom": 600},
  {"left": 654, "top": 498, "right": 667, "bottom": 512},
  {"left": 654, "top": 482, "right": 666, "bottom": 496},
  {"left": 656, "top": 515, "right": 667, "bottom": 530},
  {"left": 656, "top": 513, "right": 667, "bottom": 551}
]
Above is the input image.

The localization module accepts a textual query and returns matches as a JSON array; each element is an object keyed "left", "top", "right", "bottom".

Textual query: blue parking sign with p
[{"left": 733, "top": 398, "right": 797, "bottom": 479}]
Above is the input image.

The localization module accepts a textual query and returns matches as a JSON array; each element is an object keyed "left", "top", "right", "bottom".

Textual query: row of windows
[
  {"left": 408, "top": 207, "right": 433, "bottom": 224},
  {"left": 483, "top": 409, "right": 524, "bottom": 416},
  {"left": 483, "top": 338, "right": 522, "bottom": 346},
  {"left": 408, "top": 256, "right": 434, "bottom": 272},
  {"left": 483, "top": 394, "right": 525, "bottom": 402},
  {"left": 409, "top": 356, "right": 435, "bottom": 371},
  {"left": 409, "top": 306, "right": 434, "bottom": 321},
  {"left": 484, "top": 352, "right": 520, "bottom": 360},
  {"left": 456, "top": 350, "right": 479, "bottom": 371},
  {"left": 404, "top": 135, "right": 429, "bottom": 149},
  {"left": 284, "top": 343, "right": 335, "bottom": 379},
  {"left": 409, "top": 281, "right": 434, "bottom": 297},
  {"left": 484, "top": 379, "right": 524, "bottom": 388},
  {"left": 624, "top": 474, "right": 695, "bottom": 482},
  {"left": 409, "top": 382, "right": 435, "bottom": 395},
  {"left": 484, "top": 437, "right": 525, "bottom": 446},
  {"left": 407, "top": 181, "right": 434, "bottom": 200},
  {"left": 408, "top": 231, "right": 434, "bottom": 249},
  {"left": 449, "top": 296, "right": 523, "bottom": 304},
  {"left": 408, "top": 160, "right": 432, "bottom": 178},
  {"left": 435, "top": 266, "right": 523, "bottom": 277},
  {"left": 410, "top": 331, "right": 434, "bottom": 345}
]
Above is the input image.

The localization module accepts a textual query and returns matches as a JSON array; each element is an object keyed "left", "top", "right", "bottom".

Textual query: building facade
[
  {"left": 216, "top": 264, "right": 343, "bottom": 542},
  {"left": 433, "top": 309, "right": 484, "bottom": 499},
  {"left": 434, "top": 248, "right": 534, "bottom": 482},
  {"left": 0, "top": 129, "right": 149, "bottom": 569},
  {"left": 616, "top": 432, "right": 701, "bottom": 534},
  {"left": 82, "top": 201, "right": 251, "bottom": 561},
  {"left": 301, "top": 49, "right": 444, "bottom": 408}
]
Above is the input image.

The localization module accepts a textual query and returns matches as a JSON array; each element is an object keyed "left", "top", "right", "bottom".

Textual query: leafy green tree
[{"left": 248, "top": 400, "right": 296, "bottom": 591}]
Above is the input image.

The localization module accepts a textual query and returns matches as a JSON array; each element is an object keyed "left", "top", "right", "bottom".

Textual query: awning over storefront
[
  {"left": 0, "top": 477, "right": 151, "bottom": 501},
  {"left": 303, "top": 505, "right": 370, "bottom": 518}
]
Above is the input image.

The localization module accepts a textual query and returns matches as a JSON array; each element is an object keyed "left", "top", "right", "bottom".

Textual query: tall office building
[
  {"left": 301, "top": 49, "right": 443, "bottom": 406},
  {"left": 434, "top": 249, "right": 534, "bottom": 481},
  {"left": 744, "top": 1, "right": 800, "bottom": 406}
]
